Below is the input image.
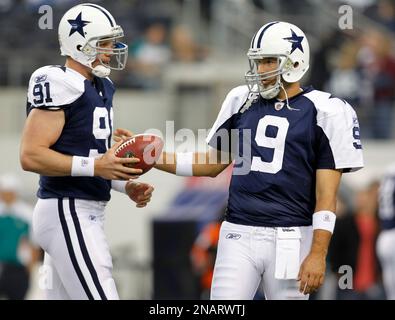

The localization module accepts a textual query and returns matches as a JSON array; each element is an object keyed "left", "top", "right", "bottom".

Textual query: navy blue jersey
[
  {"left": 379, "top": 165, "right": 395, "bottom": 230},
  {"left": 207, "top": 85, "right": 364, "bottom": 227},
  {"left": 26, "top": 65, "right": 115, "bottom": 201}
]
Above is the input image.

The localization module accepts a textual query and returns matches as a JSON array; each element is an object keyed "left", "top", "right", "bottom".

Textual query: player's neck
[
  {"left": 277, "top": 82, "right": 302, "bottom": 101},
  {"left": 65, "top": 58, "right": 94, "bottom": 81}
]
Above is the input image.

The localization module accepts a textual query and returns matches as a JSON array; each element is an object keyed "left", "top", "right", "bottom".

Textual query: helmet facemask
[
  {"left": 81, "top": 26, "right": 128, "bottom": 77},
  {"left": 245, "top": 54, "right": 292, "bottom": 99}
]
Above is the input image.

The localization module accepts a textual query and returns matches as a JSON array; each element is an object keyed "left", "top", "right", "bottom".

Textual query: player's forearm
[
  {"left": 155, "top": 152, "right": 229, "bottom": 177},
  {"left": 310, "top": 169, "right": 342, "bottom": 257},
  {"left": 309, "top": 229, "right": 332, "bottom": 257},
  {"left": 20, "top": 145, "right": 73, "bottom": 176},
  {"left": 154, "top": 152, "right": 177, "bottom": 174},
  {"left": 21, "top": 146, "right": 103, "bottom": 177},
  {"left": 315, "top": 169, "right": 342, "bottom": 213},
  {"left": 194, "top": 162, "right": 229, "bottom": 177},
  {"left": 314, "top": 193, "right": 337, "bottom": 213}
]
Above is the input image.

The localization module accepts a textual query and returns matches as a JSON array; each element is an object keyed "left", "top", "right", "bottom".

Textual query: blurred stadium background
[{"left": 1, "top": 0, "right": 395, "bottom": 299}]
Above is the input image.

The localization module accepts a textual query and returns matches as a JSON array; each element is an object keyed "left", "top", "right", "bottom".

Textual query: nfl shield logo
[{"left": 274, "top": 102, "right": 284, "bottom": 111}]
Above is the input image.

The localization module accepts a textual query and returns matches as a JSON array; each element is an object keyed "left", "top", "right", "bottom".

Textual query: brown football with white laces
[{"left": 115, "top": 134, "right": 164, "bottom": 174}]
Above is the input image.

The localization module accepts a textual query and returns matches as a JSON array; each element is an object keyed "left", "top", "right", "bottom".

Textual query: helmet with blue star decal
[
  {"left": 245, "top": 21, "right": 309, "bottom": 99},
  {"left": 58, "top": 3, "right": 128, "bottom": 77}
]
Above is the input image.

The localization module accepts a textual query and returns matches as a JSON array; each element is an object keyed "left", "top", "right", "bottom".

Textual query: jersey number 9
[{"left": 251, "top": 115, "right": 289, "bottom": 174}]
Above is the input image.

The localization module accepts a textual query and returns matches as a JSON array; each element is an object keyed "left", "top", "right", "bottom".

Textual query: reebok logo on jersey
[
  {"left": 226, "top": 233, "right": 241, "bottom": 240},
  {"left": 281, "top": 228, "right": 295, "bottom": 232},
  {"left": 35, "top": 74, "right": 47, "bottom": 83}
]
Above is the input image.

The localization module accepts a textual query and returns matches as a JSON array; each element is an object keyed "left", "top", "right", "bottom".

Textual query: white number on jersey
[
  {"left": 89, "top": 107, "right": 113, "bottom": 158},
  {"left": 251, "top": 115, "right": 289, "bottom": 174},
  {"left": 33, "top": 82, "right": 53, "bottom": 105}
]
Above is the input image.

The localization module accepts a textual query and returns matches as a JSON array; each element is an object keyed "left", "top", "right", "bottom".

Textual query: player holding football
[
  {"left": 20, "top": 3, "right": 153, "bottom": 300},
  {"left": 155, "top": 21, "right": 364, "bottom": 299}
]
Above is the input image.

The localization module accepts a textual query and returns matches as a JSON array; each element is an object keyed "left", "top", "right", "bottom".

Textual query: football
[{"left": 115, "top": 134, "right": 164, "bottom": 174}]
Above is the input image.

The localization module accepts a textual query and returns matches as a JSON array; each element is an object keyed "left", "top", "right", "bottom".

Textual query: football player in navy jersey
[
  {"left": 155, "top": 21, "right": 364, "bottom": 299},
  {"left": 377, "top": 164, "right": 395, "bottom": 299},
  {"left": 20, "top": 3, "right": 153, "bottom": 300}
]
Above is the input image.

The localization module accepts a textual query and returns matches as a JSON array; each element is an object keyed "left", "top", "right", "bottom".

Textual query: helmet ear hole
[
  {"left": 293, "top": 62, "right": 299, "bottom": 68},
  {"left": 77, "top": 45, "right": 82, "bottom": 51}
]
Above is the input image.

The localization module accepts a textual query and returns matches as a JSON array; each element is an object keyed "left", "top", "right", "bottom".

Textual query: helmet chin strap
[
  {"left": 92, "top": 64, "right": 111, "bottom": 78},
  {"left": 259, "top": 74, "right": 281, "bottom": 99},
  {"left": 260, "top": 85, "right": 280, "bottom": 99}
]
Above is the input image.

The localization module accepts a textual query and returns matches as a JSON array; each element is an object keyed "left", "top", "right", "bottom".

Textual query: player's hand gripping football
[
  {"left": 126, "top": 181, "right": 154, "bottom": 208},
  {"left": 113, "top": 128, "right": 134, "bottom": 142},
  {"left": 94, "top": 140, "right": 143, "bottom": 180},
  {"left": 297, "top": 252, "right": 326, "bottom": 295}
]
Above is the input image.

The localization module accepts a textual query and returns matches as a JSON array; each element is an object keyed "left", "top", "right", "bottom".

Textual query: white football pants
[
  {"left": 32, "top": 198, "right": 119, "bottom": 300},
  {"left": 211, "top": 221, "right": 313, "bottom": 300},
  {"left": 377, "top": 229, "right": 395, "bottom": 300}
]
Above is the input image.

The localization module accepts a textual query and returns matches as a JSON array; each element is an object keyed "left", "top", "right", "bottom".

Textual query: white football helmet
[
  {"left": 245, "top": 21, "right": 309, "bottom": 99},
  {"left": 58, "top": 3, "right": 128, "bottom": 77}
]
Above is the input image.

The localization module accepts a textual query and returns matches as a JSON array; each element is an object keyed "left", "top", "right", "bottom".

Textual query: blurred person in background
[
  {"left": 329, "top": 181, "right": 385, "bottom": 299},
  {"left": 364, "top": 0, "right": 395, "bottom": 33},
  {"left": 127, "top": 21, "right": 172, "bottom": 89},
  {"left": 356, "top": 29, "right": 395, "bottom": 139},
  {"left": 170, "top": 24, "right": 209, "bottom": 62},
  {"left": 310, "top": 29, "right": 344, "bottom": 91},
  {"left": 0, "top": 173, "right": 41, "bottom": 300},
  {"left": 190, "top": 218, "right": 221, "bottom": 300},
  {"left": 326, "top": 40, "right": 361, "bottom": 113},
  {"left": 377, "top": 164, "right": 395, "bottom": 299}
]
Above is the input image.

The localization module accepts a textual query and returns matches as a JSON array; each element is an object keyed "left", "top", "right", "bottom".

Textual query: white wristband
[
  {"left": 111, "top": 180, "right": 127, "bottom": 194},
  {"left": 176, "top": 152, "right": 193, "bottom": 176},
  {"left": 71, "top": 156, "right": 95, "bottom": 177},
  {"left": 312, "top": 210, "right": 336, "bottom": 233}
]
